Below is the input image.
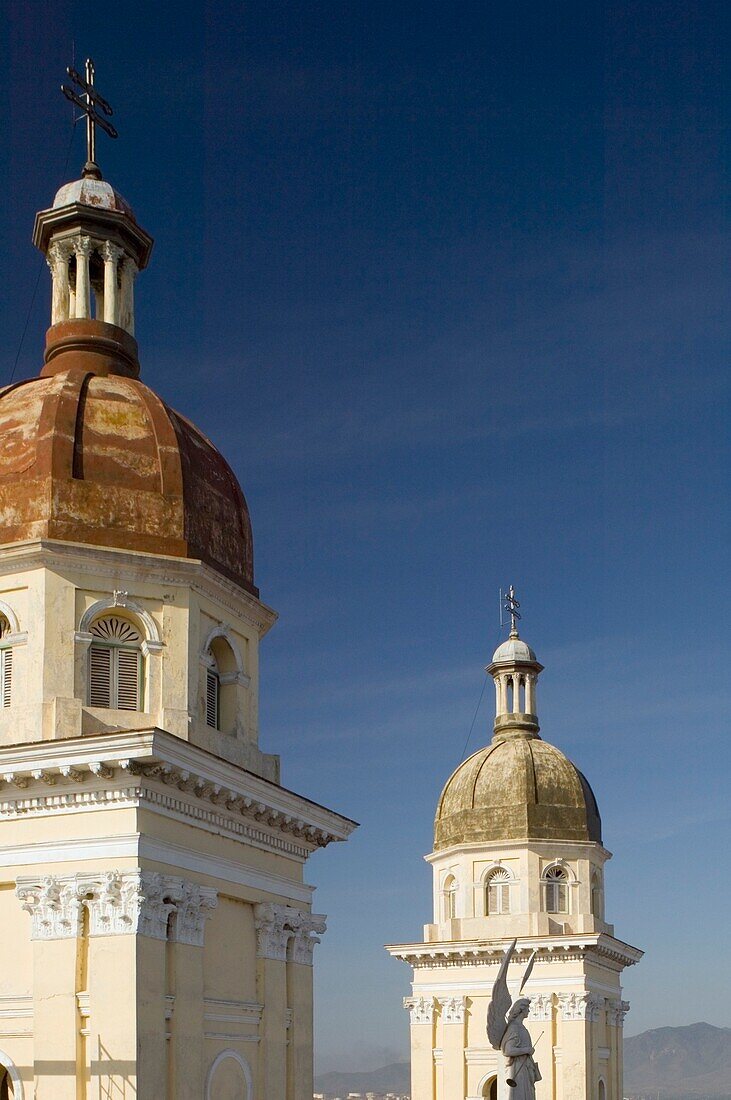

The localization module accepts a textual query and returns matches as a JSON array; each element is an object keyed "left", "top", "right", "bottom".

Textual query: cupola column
[
  {"left": 119, "top": 256, "right": 138, "bottom": 335},
  {"left": 486, "top": 590, "right": 544, "bottom": 737},
  {"left": 47, "top": 240, "right": 73, "bottom": 324},
  {"left": 102, "top": 241, "right": 123, "bottom": 325},
  {"left": 73, "top": 236, "right": 93, "bottom": 319}
]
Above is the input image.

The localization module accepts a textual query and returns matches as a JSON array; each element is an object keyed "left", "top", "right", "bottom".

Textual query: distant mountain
[
  {"left": 625, "top": 1023, "right": 731, "bottom": 1097},
  {"left": 316, "top": 1024, "right": 731, "bottom": 1098},
  {"left": 315, "top": 1061, "right": 410, "bottom": 1095}
]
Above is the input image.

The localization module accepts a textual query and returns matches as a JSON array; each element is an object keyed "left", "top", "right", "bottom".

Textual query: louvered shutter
[
  {"left": 206, "top": 670, "right": 219, "bottom": 728},
  {"left": 89, "top": 645, "right": 112, "bottom": 707},
  {"left": 1, "top": 648, "right": 11, "bottom": 708},
  {"left": 116, "top": 649, "right": 140, "bottom": 711},
  {"left": 500, "top": 883, "right": 510, "bottom": 913},
  {"left": 488, "top": 883, "right": 498, "bottom": 914}
]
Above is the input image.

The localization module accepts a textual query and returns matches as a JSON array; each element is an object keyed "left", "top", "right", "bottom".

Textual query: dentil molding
[
  {"left": 253, "top": 902, "right": 326, "bottom": 966},
  {"left": 16, "top": 870, "right": 217, "bottom": 945}
]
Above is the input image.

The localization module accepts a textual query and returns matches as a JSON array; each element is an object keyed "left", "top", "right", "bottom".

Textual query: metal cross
[
  {"left": 61, "top": 58, "right": 118, "bottom": 177},
  {"left": 503, "top": 584, "right": 521, "bottom": 634}
]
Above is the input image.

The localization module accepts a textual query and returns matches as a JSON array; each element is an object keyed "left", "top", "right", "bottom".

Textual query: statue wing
[
  {"left": 487, "top": 938, "right": 516, "bottom": 1050},
  {"left": 518, "top": 949, "right": 537, "bottom": 994}
]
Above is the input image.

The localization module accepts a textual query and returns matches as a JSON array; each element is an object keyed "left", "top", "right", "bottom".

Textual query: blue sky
[{"left": 1, "top": 0, "right": 729, "bottom": 1074}]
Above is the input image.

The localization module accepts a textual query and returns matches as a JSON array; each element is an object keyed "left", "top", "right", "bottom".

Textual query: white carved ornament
[
  {"left": 606, "top": 999, "right": 630, "bottom": 1027},
  {"left": 253, "top": 902, "right": 327, "bottom": 966},
  {"left": 527, "top": 993, "right": 553, "bottom": 1021},
  {"left": 558, "top": 992, "right": 604, "bottom": 1022},
  {"left": 403, "top": 996, "right": 435, "bottom": 1024},
  {"left": 16, "top": 871, "right": 217, "bottom": 945},
  {"left": 440, "top": 995, "right": 467, "bottom": 1024}
]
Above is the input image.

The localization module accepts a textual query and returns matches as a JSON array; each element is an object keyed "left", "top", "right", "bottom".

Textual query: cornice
[
  {"left": 386, "top": 933, "right": 643, "bottom": 970},
  {"left": 0, "top": 728, "right": 357, "bottom": 853},
  {"left": 425, "top": 838, "right": 613, "bottom": 864},
  {"left": 0, "top": 539, "right": 278, "bottom": 637}
]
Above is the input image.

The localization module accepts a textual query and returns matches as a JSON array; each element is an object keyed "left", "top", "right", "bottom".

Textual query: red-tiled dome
[{"left": 0, "top": 320, "right": 255, "bottom": 594}]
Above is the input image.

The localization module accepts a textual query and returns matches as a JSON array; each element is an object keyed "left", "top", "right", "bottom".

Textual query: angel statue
[{"left": 487, "top": 939, "right": 542, "bottom": 1099}]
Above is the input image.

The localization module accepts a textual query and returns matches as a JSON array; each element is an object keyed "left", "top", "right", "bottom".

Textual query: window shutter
[
  {"left": 501, "top": 883, "right": 510, "bottom": 913},
  {"left": 206, "top": 670, "right": 219, "bottom": 728},
  {"left": 1, "top": 648, "right": 11, "bottom": 708},
  {"left": 116, "top": 649, "right": 140, "bottom": 711},
  {"left": 89, "top": 645, "right": 112, "bottom": 708}
]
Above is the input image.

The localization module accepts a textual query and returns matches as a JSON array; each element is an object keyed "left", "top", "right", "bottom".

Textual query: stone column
[
  {"left": 73, "top": 237, "right": 93, "bottom": 319},
  {"left": 440, "top": 996, "right": 467, "bottom": 1099},
  {"left": 16, "top": 877, "right": 84, "bottom": 1100},
  {"left": 287, "top": 914, "right": 326, "bottom": 1100},
  {"left": 119, "top": 257, "right": 138, "bottom": 335},
  {"left": 404, "top": 996, "right": 436, "bottom": 1100},
  {"left": 166, "top": 882, "right": 217, "bottom": 1099},
  {"left": 102, "top": 242, "right": 124, "bottom": 325},
  {"left": 525, "top": 673, "right": 535, "bottom": 714},
  {"left": 47, "top": 240, "right": 73, "bottom": 324},
  {"left": 254, "top": 903, "right": 293, "bottom": 1100}
]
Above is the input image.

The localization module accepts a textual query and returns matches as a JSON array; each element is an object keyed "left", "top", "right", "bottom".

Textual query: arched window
[
  {"left": 598, "top": 1079, "right": 606, "bottom": 1100},
  {"left": 88, "top": 616, "right": 143, "bottom": 710},
  {"left": 205, "top": 655, "right": 220, "bottom": 729},
  {"left": 0, "top": 1069, "right": 12, "bottom": 1099},
  {"left": 591, "top": 871, "right": 604, "bottom": 919},
  {"left": 0, "top": 616, "right": 13, "bottom": 708},
  {"left": 486, "top": 867, "right": 512, "bottom": 915},
  {"left": 482, "top": 1077, "right": 498, "bottom": 1100},
  {"left": 203, "top": 634, "right": 240, "bottom": 733},
  {"left": 544, "top": 865, "right": 569, "bottom": 914},
  {"left": 442, "top": 875, "right": 457, "bottom": 920}
]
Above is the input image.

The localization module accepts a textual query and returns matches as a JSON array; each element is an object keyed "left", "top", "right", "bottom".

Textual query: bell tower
[
  {"left": 387, "top": 592, "right": 642, "bottom": 1100},
  {"left": 0, "top": 61, "right": 355, "bottom": 1100}
]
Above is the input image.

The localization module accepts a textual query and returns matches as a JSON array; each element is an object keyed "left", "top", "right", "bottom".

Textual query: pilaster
[{"left": 405, "top": 996, "right": 436, "bottom": 1100}]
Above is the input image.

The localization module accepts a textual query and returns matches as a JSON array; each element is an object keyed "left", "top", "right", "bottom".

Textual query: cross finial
[
  {"left": 503, "top": 584, "right": 521, "bottom": 636},
  {"left": 61, "top": 58, "right": 118, "bottom": 179}
]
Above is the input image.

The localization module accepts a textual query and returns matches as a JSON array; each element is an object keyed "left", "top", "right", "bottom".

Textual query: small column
[
  {"left": 440, "top": 996, "right": 467, "bottom": 1099},
  {"left": 254, "top": 903, "right": 292, "bottom": 1099},
  {"left": 73, "top": 236, "right": 93, "bottom": 319},
  {"left": 404, "top": 996, "right": 436, "bottom": 1100},
  {"left": 286, "top": 915, "right": 325, "bottom": 1100},
  {"left": 102, "top": 242, "right": 124, "bottom": 325},
  {"left": 525, "top": 673, "right": 535, "bottom": 714},
  {"left": 47, "top": 240, "right": 73, "bottom": 324},
  {"left": 119, "top": 257, "right": 138, "bottom": 335}
]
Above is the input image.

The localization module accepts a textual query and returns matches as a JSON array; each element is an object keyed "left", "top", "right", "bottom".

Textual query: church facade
[
  {"left": 387, "top": 618, "right": 642, "bottom": 1100},
  {"left": 0, "top": 142, "right": 355, "bottom": 1095}
]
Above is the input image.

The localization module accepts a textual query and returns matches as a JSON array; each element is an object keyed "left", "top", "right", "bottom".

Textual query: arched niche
[
  {"left": 204, "top": 1049, "right": 253, "bottom": 1100},
  {"left": 0, "top": 1049, "right": 24, "bottom": 1099}
]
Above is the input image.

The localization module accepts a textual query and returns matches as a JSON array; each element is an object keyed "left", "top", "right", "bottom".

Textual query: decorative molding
[
  {"left": 403, "top": 996, "right": 435, "bottom": 1024},
  {"left": 0, "top": 1048, "right": 24, "bottom": 1100},
  {"left": 527, "top": 993, "right": 553, "bottom": 1021},
  {"left": 440, "top": 995, "right": 467, "bottom": 1023},
  {"left": 78, "top": 597, "right": 162, "bottom": 649},
  {"left": 607, "top": 998, "right": 630, "bottom": 1027},
  {"left": 253, "top": 903, "right": 326, "bottom": 965},
  {"left": 204, "top": 1050, "right": 254, "bottom": 1100},
  {"left": 558, "top": 992, "right": 604, "bottom": 1022},
  {"left": 387, "top": 933, "right": 643, "bottom": 970},
  {"left": 16, "top": 870, "right": 217, "bottom": 944},
  {"left": 201, "top": 624, "right": 247, "bottom": 680}
]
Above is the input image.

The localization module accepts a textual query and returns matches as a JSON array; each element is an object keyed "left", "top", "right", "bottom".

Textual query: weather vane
[
  {"left": 61, "top": 58, "right": 118, "bottom": 178},
  {"left": 501, "top": 584, "right": 521, "bottom": 635}
]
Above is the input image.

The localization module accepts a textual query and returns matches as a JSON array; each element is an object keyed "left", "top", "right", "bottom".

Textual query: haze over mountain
[{"left": 314, "top": 1024, "right": 731, "bottom": 1098}]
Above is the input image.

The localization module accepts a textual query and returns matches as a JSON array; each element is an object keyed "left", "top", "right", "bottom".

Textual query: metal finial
[
  {"left": 61, "top": 58, "right": 118, "bottom": 178},
  {"left": 503, "top": 585, "right": 521, "bottom": 636}
]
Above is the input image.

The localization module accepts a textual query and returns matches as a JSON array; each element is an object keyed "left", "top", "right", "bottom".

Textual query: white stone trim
[
  {"left": 439, "top": 995, "right": 467, "bottom": 1023},
  {"left": 0, "top": 600, "right": 22, "bottom": 635},
  {"left": 403, "top": 995, "right": 435, "bottom": 1024},
  {"left": 205, "top": 1049, "right": 254, "bottom": 1100},
  {"left": 386, "top": 933, "right": 643, "bottom": 969},
  {"left": 16, "top": 870, "right": 217, "bottom": 944},
  {"left": 0, "top": 1047, "right": 24, "bottom": 1099},
  {"left": 253, "top": 903, "right": 326, "bottom": 964},
  {"left": 78, "top": 596, "right": 162, "bottom": 648}
]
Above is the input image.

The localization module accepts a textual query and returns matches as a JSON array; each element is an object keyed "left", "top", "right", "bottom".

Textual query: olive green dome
[{"left": 434, "top": 735, "right": 601, "bottom": 851}]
